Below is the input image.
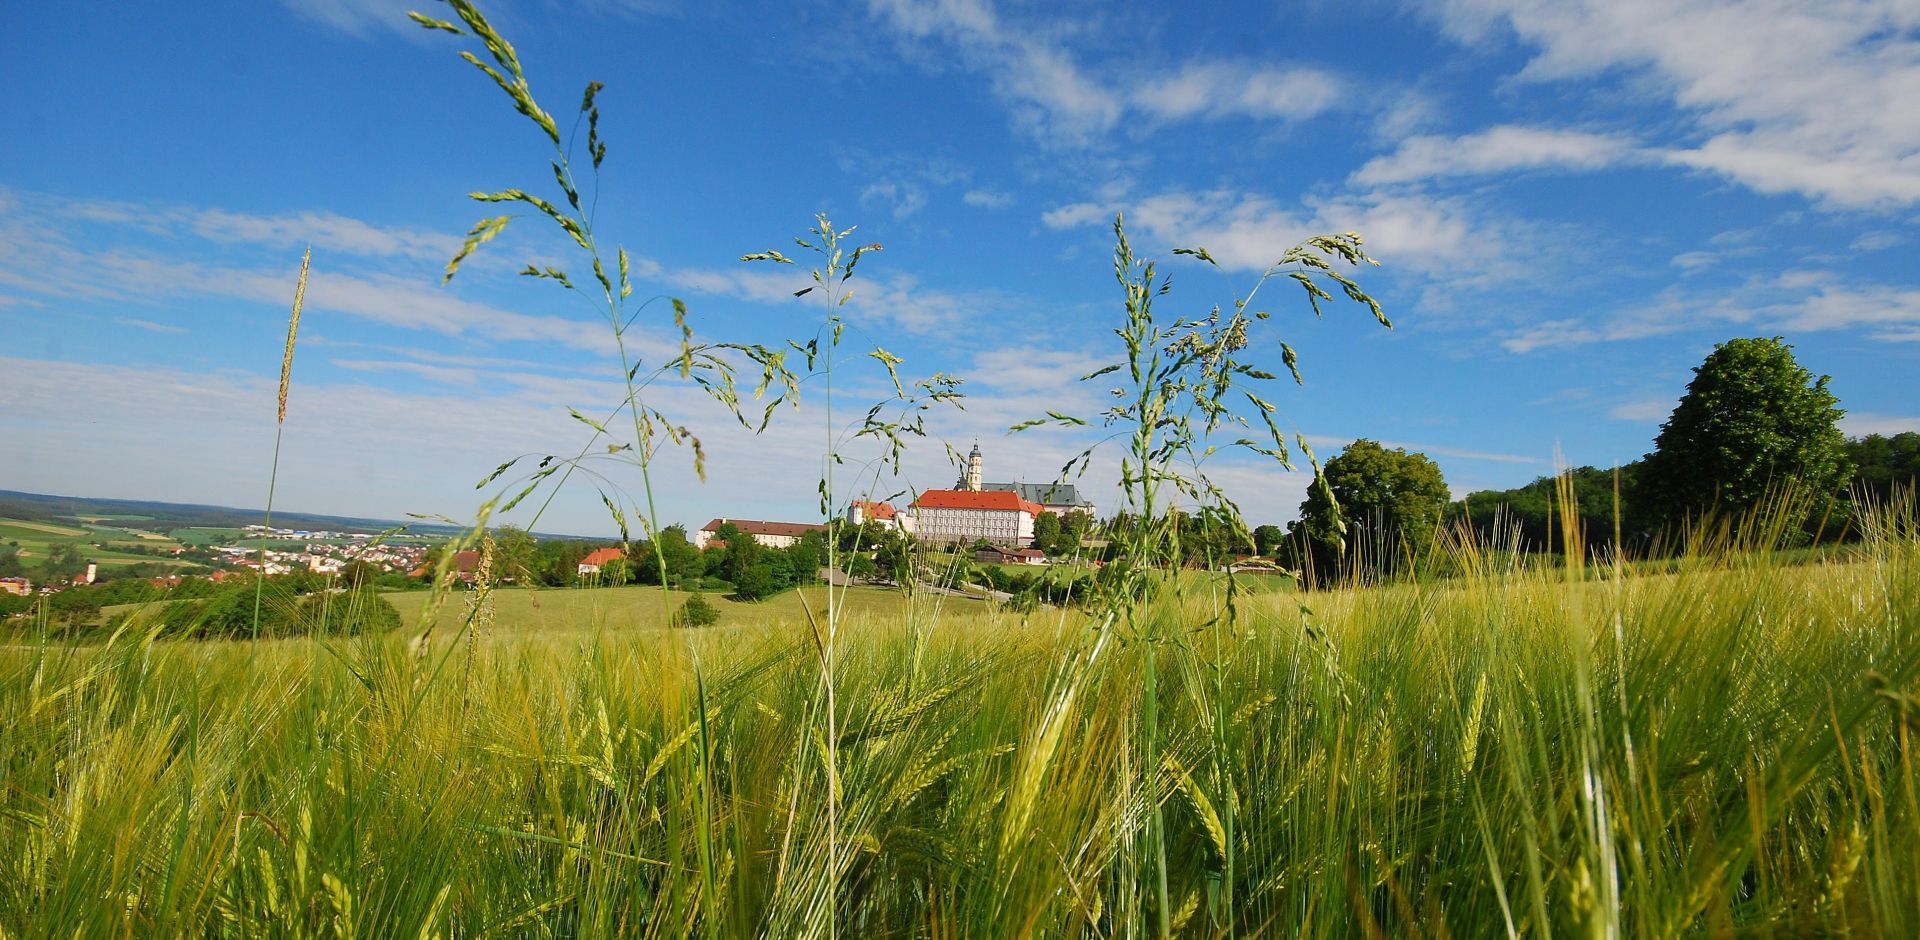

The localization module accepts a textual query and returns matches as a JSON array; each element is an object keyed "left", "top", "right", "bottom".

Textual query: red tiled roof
[
  {"left": 580, "top": 547, "right": 625, "bottom": 567},
  {"left": 851, "top": 500, "right": 897, "bottom": 520},
  {"left": 700, "top": 519, "right": 828, "bottom": 539},
  {"left": 913, "top": 489, "right": 1044, "bottom": 516}
]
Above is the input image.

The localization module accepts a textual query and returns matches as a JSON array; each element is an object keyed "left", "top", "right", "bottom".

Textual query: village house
[
  {"left": 975, "top": 545, "right": 1048, "bottom": 565},
  {"left": 695, "top": 518, "right": 826, "bottom": 550},
  {"left": 576, "top": 546, "right": 625, "bottom": 577},
  {"left": 0, "top": 577, "right": 30, "bottom": 596}
]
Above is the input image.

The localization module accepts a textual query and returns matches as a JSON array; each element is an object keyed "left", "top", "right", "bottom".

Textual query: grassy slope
[{"left": 1, "top": 537, "right": 1916, "bottom": 936}]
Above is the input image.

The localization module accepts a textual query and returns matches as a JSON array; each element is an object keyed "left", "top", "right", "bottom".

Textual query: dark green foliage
[
  {"left": 0, "top": 547, "right": 23, "bottom": 579},
  {"left": 671, "top": 592, "right": 720, "bottom": 628},
  {"left": 786, "top": 530, "right": 825, "bottom": 583},
  {"left": 297, "top": 588, "right": 403, "bottom": 636},
  {"left": 734, "top": 563, "right": 779, "bottom": 601},
  {"left": 1452, "top": 463, "right": 1644, "bottom": 553},
  {"left": 1847, "top": 432, "right": 1920, "bottom": 503},
  {"left": 1290, "top": 439, "right": 1450, "bottom": 581},
  {"left": 1641, "top": 337, "right": 1851, "bottom": 522},
  {"left": 598, "top": 557, "right": 633, "bottom": 586},
  {"left": 1032, "top": 511, "right": 1061, "bottom": 552},
  {"left": 38, "top": 543, "right": 87, "bottom": 584},
  {"left": 491, "top": 524, "right": 537, "bottom": 583},
  {"left": 1252, "top": 524, "right": 1285, "bottom": 557}
]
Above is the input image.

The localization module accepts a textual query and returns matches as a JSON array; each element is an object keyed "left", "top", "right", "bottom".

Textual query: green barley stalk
[{"left": 251, "top": 245, "right": 309, "bottom": 644}]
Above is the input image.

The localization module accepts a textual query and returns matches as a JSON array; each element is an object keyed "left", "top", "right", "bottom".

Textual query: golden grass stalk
[{"left": 278, "top": 246, "right": 310, "bottom": 426}]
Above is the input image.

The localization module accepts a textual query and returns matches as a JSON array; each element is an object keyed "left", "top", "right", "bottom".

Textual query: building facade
[
  {"left": 696, "top": 518, "right": 827, "bottom": 550},
  {"left": 911, "top": 489, "right": 1043, "bottom": 546},
  {"left": 849, "top": 500, "right": 914, "bottom": 534}
]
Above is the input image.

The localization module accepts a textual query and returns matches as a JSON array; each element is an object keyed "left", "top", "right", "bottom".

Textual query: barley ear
[{"left": 278, "top": 246, "right": 310, "bottom": 426}]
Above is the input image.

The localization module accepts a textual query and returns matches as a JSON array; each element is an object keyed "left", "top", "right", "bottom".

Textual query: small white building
[
  {"left": 695, "top": 518, "right": 828, "bottom": 550},
  {"left": 848, "top": 500, "right": 914, "bottom": 534}
]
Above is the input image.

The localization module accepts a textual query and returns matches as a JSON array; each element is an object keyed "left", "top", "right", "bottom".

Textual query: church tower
[{"left": 965, "top": 442, "right": 983, "bottom": 491}]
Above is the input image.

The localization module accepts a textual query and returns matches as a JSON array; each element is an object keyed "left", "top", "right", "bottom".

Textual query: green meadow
[{"left": 0, "top": 517, "right": 195, "bottom": 569}]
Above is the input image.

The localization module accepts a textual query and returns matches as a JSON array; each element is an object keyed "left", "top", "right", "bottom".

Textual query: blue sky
[{"left": 2, "top": 0, "right": 1916, "bottom": 537}]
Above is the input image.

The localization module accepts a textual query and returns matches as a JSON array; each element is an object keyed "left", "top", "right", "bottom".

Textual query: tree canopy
[
  {"left": 1640, "top": 337, "right": 1850, "bottom": 522},
  {"left": 1289, "top": 439, "right": 1450, "bottom": 581}
]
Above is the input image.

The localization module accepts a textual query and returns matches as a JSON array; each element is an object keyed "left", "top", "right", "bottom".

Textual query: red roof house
[{"left": 577, "top": 546, "right": 625, "bottom": 576}]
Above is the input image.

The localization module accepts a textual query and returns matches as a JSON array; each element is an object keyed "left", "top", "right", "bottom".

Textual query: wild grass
[{"left": 2, "top": 503, "right": 1916, "bottom": 936}]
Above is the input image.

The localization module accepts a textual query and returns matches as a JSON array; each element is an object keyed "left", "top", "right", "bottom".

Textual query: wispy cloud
[
  {"left": 1044, "top": 187, "right": 1547, "bottom": 286},
  {"left": 1498, "top": 273, "right": 1920, "bottom": 352},
  {"left": 1607, "top": 398, "right": 1671, "bottom": 422},
  {"left": 963, "top": 188, "right": 1016, "bottom": 209},
  {"left": 279, "top": 0, "right": 418, "bottom": 37},
  {"left": 866, "top": 0, "right": 1355, "bottom": 149},
  {"left": 1353, "top": 125, "right": 1638, "bottom": 186},
  {"left": 1427, "top": 0, "right": 1920, "bottom": 209},
  {"left": 0, "top": 189, "right": 666, "bottom": 358},
  {"left": 114, "top": 317, "right": 188, "bottom": 334},
  {"left": 1131, "top": 63, "right": 1346, "bottom": 124}
]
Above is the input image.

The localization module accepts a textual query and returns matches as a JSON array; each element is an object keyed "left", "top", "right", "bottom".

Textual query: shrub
[
  {"left": 671, "top": 592, "right": 720, "bottom": 628},
  {"left": 734, "top": 563, "right": 779, "bottom": 601},
  {"left": 298, "top": 589, "right": 402, "bottom": 636}
]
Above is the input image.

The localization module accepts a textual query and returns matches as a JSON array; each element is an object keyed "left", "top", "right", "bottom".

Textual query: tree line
[{"left": 1271, "top": 337, "right": 1913, "bottom": 583}]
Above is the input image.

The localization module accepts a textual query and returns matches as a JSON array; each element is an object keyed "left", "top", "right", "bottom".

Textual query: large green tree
[
  {"left": 1289, "top": 439, "right": 1450, "bottom": 581},
  {"left": 1640, "top": 337, "right": 1850, "bottom": 523},
  {"left": 1032, "top": 511, "right": 1061, "bottom": 553}
]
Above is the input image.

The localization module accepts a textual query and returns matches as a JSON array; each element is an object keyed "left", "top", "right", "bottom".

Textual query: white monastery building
[
  {"left": 909, "top": 444, "right": 1083, "bottom": 546},
  {"left": 695, "top": 518, "right": 827, "bottom": 550}
]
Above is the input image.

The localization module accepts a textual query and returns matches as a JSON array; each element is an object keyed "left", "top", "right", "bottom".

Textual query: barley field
[{"left": 2, "top": 512, "right": 1916, "bottom": 939}]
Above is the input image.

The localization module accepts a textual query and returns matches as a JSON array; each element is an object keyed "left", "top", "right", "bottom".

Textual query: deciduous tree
[
  {"left": 1290, "top": 439, "right": 1449, "bottom": 581},
  {"left": 1641, "top": 337, "right": 1850, "bottom": 522}
]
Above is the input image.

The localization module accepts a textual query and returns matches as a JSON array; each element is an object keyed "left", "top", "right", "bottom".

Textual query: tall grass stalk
[{"left": 250, "top": 245, "right": 309, "bottom": 645}]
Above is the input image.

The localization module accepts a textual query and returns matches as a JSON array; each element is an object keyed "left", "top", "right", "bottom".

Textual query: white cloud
[
  {"left": 1131, "top": 63, "right": 1345, "bottom": 123},
  {"left": 187, "top": 207, "right": 459, "bottom": 262},
  {"left": 969, "top": 348, "right": 1109, "bottom": 393},
  {"left": 860, "top": 181, "right": 930, "bottom": 220},
  {"left": 114, "top": 317, "right": 188, "bottom": 334},
  {"left": 867, "top": 0, "right": 1120, "bottom": 146},
  {"left": 867, "top": 0, "right": 1356, "bottom": 149},
  {"left": 1607, "top": 399, "right": 1671, "bottom": 422},
  {"left": 1427, "top": 0, "right": 1920, "bottom": 208},
  {"left": 963, "top": 188, "right": 1016, "bottom": 209},
  {"left": 280, "top": 0, "right": 417, "bottom": 37},
  {"left": 1353, "top": 125, "right": 1637, "bottom": 186},
  {"left": 1852, "top": 230, "right": 1906, "bottom": 252},
  {"left": 1497, "top": 273, "right": 1920, "bottom": 352},
  {"left": 1053, "top": 187, "right": 1538, "bottom": 285},
  {"left": 1041, "top": 202, "right": 1112, "bottom": 230}
]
